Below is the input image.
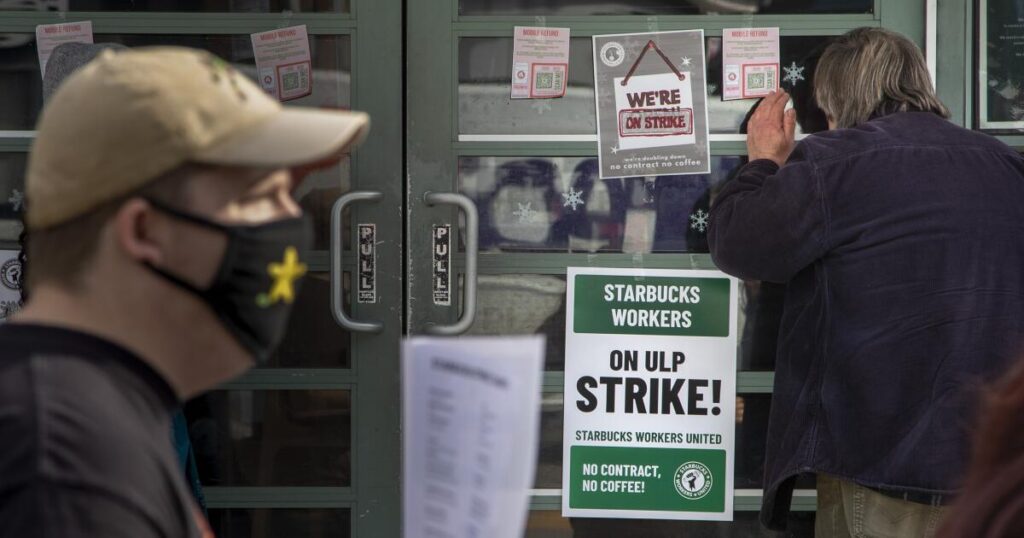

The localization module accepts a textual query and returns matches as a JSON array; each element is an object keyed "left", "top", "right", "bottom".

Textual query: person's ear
[{"left": 113, "top": 199, "right": 165, "bottom": 266}]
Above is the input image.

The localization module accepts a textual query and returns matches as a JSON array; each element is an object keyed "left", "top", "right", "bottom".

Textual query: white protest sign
[
  {"left": 35, "top": 21, "right": 93, "bottom": 77},
  {"left": 722, "top": 27, "right": 780, "bottom": 100},
  {"left": 403, "top": 336, "right": 544, "bottom": 538},
  {"left": 562, "top": 267, "right": 738, "bottom": 521},
  {"left": 594, "top": 30, "right": 710, "bottom": 179},
  {"left": 250, "top": 25, "right": 312, "bottom": 102},
  {"left": 511, "top": 26, "right": 570, "bottom": 99}
]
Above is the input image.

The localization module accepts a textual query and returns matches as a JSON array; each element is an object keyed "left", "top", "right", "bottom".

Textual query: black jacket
[{"left": 709, "top": 111, "right": 1024, "bottom": 529}]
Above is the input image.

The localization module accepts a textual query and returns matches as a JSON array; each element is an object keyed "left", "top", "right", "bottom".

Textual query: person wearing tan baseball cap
[{"left": 0, "top": 47, "right": 368, "bottom": 538}]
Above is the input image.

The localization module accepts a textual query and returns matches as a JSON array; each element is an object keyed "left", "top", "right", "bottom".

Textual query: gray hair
[{"left": 814, "top": 27, "right": 949, "bottom": 129}]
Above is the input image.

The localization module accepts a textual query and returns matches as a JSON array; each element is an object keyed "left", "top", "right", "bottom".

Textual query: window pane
[
  {"left": 525, "top": 510, "right": 815, "bottom": 537},
  {"left": 468, "top": 275, "right": 784, "bottom": 372},
  {"left": 0, "top": 33, "right": 350, "bottom": 130},
  {"left": 0, "top": 154, "right": 25, "bottom": 242},
  {"left": 186, "top": 390, "right": 352, "bottom": 486},
  {"left": 207, "top": 509, "right": 350, "bottom": 538},
  {"left": 533, "top": 393, "right": 803, "bottom": 489},
  {"left": 459, "top": 36, "right": 830, "bottom": 136},
  {"left": 459, "top": 156, "right": 742, "bottom": 254},
  {"left": 294, "top": 159, "right": 352, "bottom": 251},
  {"left": 7, "top": 0, "right": 349, "bottom": 12},
  {"left": 267, "top": 272, "right": 351, "bottom": 368},
  {"left": 979, "top": 0, "right": 1024, "bottom": 131},
  {"left": 460, "top": 0, "right": 871, "bottom": 16}
]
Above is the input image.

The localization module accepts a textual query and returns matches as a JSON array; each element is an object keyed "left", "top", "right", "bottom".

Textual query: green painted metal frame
[{"left": 933, "top": 0, "right": 1023, "bottom": 150}]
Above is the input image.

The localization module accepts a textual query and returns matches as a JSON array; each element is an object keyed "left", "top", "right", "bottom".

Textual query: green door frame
[
  {"left": 406, "top": 0, "right": 932, "bottom": 525},
  {"left": 0, "top": 4, "right": 403, "bottom": 537}
]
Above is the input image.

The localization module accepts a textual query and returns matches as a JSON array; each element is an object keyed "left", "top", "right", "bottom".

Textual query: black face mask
[{"left": 144, "top": 199, "right": 313, "bottom": 363}]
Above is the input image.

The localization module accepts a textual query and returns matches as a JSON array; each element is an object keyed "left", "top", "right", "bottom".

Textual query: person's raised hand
[{"left": 746, "top": 91, "right": 797, "bottom": 167}]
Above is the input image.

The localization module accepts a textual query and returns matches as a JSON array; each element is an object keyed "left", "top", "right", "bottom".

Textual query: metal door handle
[
  {"left": 423, "top": 191, "right": 478, "bottom": 335},
  {"left": 331, "top": 191, "right": 384, "bottom": 333}
]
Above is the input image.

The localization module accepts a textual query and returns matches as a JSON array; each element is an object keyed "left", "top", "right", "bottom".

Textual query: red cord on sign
[{"left": 621, "top": 40, "right": 687, "bottom": 86}]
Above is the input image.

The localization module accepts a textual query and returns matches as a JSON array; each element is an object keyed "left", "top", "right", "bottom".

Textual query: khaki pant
[{"left": 816, "top": 475, "right": 947, "bottom": 538}]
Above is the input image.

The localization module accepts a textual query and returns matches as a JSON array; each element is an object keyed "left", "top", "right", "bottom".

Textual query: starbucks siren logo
[
  {"left": 674, "top": 461, "right": 713, "bottom": 500},
  {"left": 1, "top": 258, "right": 21, "bottom": 291}
]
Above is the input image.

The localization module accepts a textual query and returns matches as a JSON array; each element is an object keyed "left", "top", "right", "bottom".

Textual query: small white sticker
[
  {"left": 432, "top": 225, "right": 451, "bottom": 306},
  {"left": 357, "top": 224, "right": 376, "bottom": 304}
]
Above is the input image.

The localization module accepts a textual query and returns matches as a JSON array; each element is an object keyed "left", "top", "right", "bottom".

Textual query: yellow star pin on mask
[{"left": 263, "top": 247, "right": 307, "bottom": 306}]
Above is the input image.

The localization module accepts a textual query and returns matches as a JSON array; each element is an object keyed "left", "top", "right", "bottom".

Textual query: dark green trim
[
  {"left": 203, "top": 487, "right": 354, "bottom": 508},
  {"left": 0, "top": 12, "right": 355, "bottom": 34}
]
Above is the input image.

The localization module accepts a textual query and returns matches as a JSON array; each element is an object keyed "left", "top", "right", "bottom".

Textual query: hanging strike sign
[
  {"left": 593, "top": 31, "right": 710, "bottom": 179},
  {"left": 562, "top": 267, "right": 738, "bottom": 521}
]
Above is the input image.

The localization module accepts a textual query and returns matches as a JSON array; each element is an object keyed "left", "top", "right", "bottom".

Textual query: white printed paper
[
  {"left": 35, "top": 21, "right": 93, "bottom": 77},
  {"left": 722, "top": 27, "right": 780, "bottom": 100},
  {"left": 511, "top": 26, "right": 570, "bottom": 99},
  {"left": 403, "top": 336, "right": 544, "bottom": 538},
  {"left": 250, "top": 25, "right": 313, "bottom": 102}
]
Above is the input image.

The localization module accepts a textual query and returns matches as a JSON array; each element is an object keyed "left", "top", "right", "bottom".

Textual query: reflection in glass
[
  {"left": 293, "top": 158, "right": 352, "bottom": 251},
  {"left": 4, "top": 0, "right": 350, "bottom": 12},
  {"left": 469, "top": 274, "right": 784, "bottom": 372},
  {"left": 207, "top": 509, "right": 350, "bottom": 538},
  {"left": 267, "top": 272, "right": 351, "bottom": 368},
  {"left": 526, "top": 509, "right": 814, "bottom": 537},
  {"left": 980, "top": 0, "right": 1024, "bottom": 130},
  {"left": 185, "top": 390, "right": 351, "bottom": 486},
  {"left": 459, "top": 156, "right": 742, "bottom": 254},
  {"left": 0, "top": 34, "right": 350, "bottom": 130},
  {"left": 533, "top": 393, "right": 795, "bottom": 489},
  {"left": 0, "top": 153, "right": 25, "bottom": 242},
  {"left": 461, "top": 0, "right": 871, "bottom": 16},
  {"left": 458, "top": 36, "right": 831, "bottom": 135}
]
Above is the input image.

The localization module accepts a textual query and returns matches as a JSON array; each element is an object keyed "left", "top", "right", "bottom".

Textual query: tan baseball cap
[{"left": 26, "top": 46, "right": 370, "bottom": 230}]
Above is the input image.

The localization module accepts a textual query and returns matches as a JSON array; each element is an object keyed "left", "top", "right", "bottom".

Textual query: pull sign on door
[
  {"left": 433, "top": 225, "right": 451, "bottom": 306},
  {"left": 358, "top": 224, "right": 376, "bottom": 303}
]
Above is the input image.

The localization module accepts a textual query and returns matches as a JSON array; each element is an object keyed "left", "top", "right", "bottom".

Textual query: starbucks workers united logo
[{"left": 674, "top": 461, "right": 713, "bottom": 500}]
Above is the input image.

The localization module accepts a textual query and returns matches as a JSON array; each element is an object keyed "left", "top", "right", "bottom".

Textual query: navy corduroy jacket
[{"left": 709, "top": 111, "right": 1024, "bottom": 530}]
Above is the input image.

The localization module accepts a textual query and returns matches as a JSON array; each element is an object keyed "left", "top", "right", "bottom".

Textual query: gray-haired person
[{"left": 709, "top": 27, "right": 1024, "bottom": 537}]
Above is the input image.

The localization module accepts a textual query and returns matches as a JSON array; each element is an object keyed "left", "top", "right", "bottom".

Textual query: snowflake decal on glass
[
  {"left": 689, "top": 209, "right": 709, "bottom": 233},
  {"left": 513, "top": 202, "right": 538, "bottom": 223},
  {"left": 707, "top": 83, "right": 719, "bottom": 95},
  {"left": 610, "top": 145, "right": 620, "bottom": 154},
  {"left": 8, "top": 189, "right": 23, "bottom": 212},
  {"left": 643, "top": 182, "right": 656, "bottom": 204},
  {"left": 562, "top": 188, "right": 585, "bottom": 211},
  {"left": 531, "top": 100, "right": 552, "bottom": 115},
  {"left": 1011, "top": 103, "right": 1024, "bottom": 121},
  {"left": 782, "top": 62, "right": 806, "bottom": 86},
  {"left": 680, "top": 56, "right": 693, "bottom": 67}
]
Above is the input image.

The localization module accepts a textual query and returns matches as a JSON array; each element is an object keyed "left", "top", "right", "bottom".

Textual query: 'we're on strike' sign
[
  {"left": 562, "top": 267, "right": 738, "bottom": 521},
  {"left": 593, "top": 30, "right": 710, "bottom": 179}
]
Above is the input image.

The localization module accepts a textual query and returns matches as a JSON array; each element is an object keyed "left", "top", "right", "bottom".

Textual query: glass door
[
  {"left": 406, "top": 1, "right": 926, "bottom": 535},
  {"left": 0, "top": 2, "right": 402, "bottom": 536}
]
